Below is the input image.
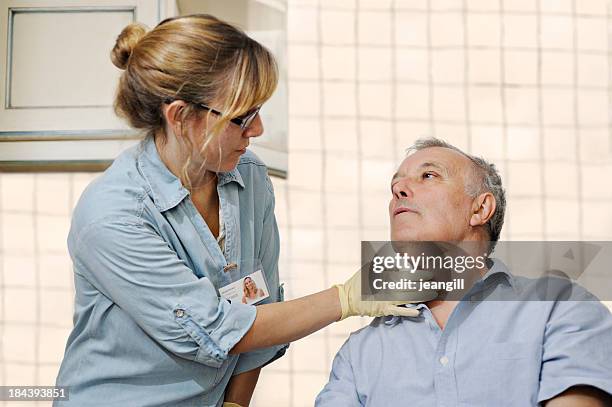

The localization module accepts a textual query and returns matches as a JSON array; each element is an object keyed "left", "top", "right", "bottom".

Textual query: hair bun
[{"left": 110, "top": 23, "right": 148, "bottom": 70}]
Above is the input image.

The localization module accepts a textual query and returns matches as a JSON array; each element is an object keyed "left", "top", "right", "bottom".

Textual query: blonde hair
[
  {"left": 243, "top": 276, "right": 256, "bottom": 297},
  {"left": 110, "top": 14, "right": 278, "bottom": 188}
]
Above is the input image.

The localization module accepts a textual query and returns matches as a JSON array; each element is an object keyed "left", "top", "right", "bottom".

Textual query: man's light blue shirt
[
  {"left": 55, "top": 136, "right": 286, "bottom": 407},
  {"left": 316, "top": 261, "right": 612, "bottom": 406}
]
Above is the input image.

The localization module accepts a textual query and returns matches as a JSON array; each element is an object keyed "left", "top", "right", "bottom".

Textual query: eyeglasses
[{"left": 163, "top": 98, "right": 261, "bottom": 130}]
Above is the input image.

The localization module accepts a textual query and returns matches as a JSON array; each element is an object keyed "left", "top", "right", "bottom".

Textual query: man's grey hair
[{"left": 406, "top": 137, "right": 506, "bottom": 250}]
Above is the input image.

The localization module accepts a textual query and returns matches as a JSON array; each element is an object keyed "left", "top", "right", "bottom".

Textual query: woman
[
  {"left": 55, "top": 14, "right": 428, "bottom": 407},
  {"left": 242, "top": 277, "right": 265, "bottom": 304}
]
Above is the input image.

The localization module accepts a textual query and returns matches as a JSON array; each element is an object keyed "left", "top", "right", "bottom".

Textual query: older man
[{"left": 316, "top": 138, "right": 612, "bottom": 406}]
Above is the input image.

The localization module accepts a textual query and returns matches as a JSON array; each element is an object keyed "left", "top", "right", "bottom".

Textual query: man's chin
[
  {"left": 390, "top": 219, "right": 423, "bottom": 241},
  {"left": 391, "top": 227, "right": 441, "bottom": 242},
  {"left": 390, "top": 231, "right": 421, "bottom": 242}
]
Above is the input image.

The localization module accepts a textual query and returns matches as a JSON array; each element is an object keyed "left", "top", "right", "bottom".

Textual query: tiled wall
[
  {"left": 0, "top": 174, "right": 96, "bottom": 406},
  {"left": 2, "top": 0, "right": 612, "bottom": 406}
]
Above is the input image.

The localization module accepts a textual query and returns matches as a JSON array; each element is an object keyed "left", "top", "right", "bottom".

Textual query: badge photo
[{"left": 219, "top": 268, "right": 270, "bottom": 305}]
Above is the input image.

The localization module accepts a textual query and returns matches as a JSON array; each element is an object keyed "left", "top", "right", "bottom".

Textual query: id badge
[{"left": 219, "top": 259, "right": 270, "bottom": 305}]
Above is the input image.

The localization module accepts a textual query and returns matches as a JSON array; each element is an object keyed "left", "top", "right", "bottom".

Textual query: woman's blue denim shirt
[{"left": 55, "top": 136, "right": 287, "bottom": 406}]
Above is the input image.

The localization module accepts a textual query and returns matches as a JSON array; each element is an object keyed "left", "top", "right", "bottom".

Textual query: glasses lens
[{"left": 237, "top": 106, "right": 261, "bottom": 129}]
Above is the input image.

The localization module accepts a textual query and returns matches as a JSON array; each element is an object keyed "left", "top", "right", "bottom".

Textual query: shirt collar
[
  {"left": 383, "top": 259, "right": 516, "bottom": 326},
  {"left": 137, "top": 136, "right": 244, "bottom": 212},
  {"left": 217, "top": 168, "right": 245, "bottom": 188},
  {"left": 479, "top": 258, "right": 516, "bottom": 290},
  {"left": 383, "top": 303, "right": 428, "bottom": 325}
]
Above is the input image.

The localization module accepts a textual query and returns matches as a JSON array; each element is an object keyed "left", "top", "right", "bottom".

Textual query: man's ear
[
  {"left": 162, "top": 100, "right": 187, "bottom": 138},
  {"left": 470, "top": 192, "right": 496, "bottom": 227}
]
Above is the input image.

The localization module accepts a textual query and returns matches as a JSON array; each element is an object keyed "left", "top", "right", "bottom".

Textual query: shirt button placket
[{"left": 434, "top": 332, "right": 457, "bottom": 406}]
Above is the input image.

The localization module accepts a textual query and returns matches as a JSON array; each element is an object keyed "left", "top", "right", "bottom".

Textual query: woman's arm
[
  {"left": 231, "top": 287, "right": 341, "bottom": 354},
  {"left": 231, "top": 267, "right": 428, "bottom": 355},
  {"left": 224, "top": 368, "right": 261, "bottom": 406}
]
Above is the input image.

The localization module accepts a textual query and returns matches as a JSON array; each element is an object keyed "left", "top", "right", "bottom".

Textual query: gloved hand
[
  {"left": 223, "top": 403, "right": 243, "bottom": 407},
  {"left": 334, "top": 269, "right": 437, "bottom": 320}
]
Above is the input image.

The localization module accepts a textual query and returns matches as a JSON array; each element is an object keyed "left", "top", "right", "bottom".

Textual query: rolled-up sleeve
[
  {"left": 233, "top": 176, "right": 288, "bottom": 375},
  {"left": 538, "top": 296, "right": 612, "bottom": 403},
  {"left": 71, "top": 217, "right": 256, "bottom": 368}
]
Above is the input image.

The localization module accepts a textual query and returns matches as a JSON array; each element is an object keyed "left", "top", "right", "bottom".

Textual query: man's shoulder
[
  {"left": 344, "top": 316, "right": 420, "bottom": 350},
  {"left": 346, "top": 317, "right": 394, "bottom": 338}
]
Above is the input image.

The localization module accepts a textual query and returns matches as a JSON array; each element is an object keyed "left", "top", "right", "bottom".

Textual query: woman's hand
[{"left": 334, "top": 270, "right": 437, "bottom": 320}]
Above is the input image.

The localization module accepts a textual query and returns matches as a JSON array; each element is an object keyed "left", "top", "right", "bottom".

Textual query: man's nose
[
  {"left": 243, "top": 114, "right": 264, "bottom": 138},
  {"left": 392, "top": 180, "right": 412, "bottom": 200}
]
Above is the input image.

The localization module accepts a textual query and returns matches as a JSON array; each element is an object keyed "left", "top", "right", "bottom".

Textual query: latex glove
[
  {"left": 334, "top": 269, "right": 437, "bottom": 320},
  {"left": 223, "top": 403, "right": 243, "bottom": 407}
]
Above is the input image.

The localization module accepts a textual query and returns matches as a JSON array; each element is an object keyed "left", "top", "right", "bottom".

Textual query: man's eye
[{"left": 422, "top": 172, "right": 437, "bottom": 179}]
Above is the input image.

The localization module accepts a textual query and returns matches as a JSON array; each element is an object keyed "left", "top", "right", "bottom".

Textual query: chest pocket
[{"left": 461, "top": 341, "right": 542, "bottom": 406}]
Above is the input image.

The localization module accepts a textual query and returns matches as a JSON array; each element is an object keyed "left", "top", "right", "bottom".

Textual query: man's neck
[
  {"left": 425, "top": 240, "right": 492, "bottom": 330},
  {"left": 426, "top": 300, "right": 459, "bottom": 330}
]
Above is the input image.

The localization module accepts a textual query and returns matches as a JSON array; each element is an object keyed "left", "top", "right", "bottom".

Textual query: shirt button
[
  {"left": 439, "top": 356, "right": 449, "bottom": 366},
  {"left": 175, "top": 309, "right": 185, "bottom": 318}
]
